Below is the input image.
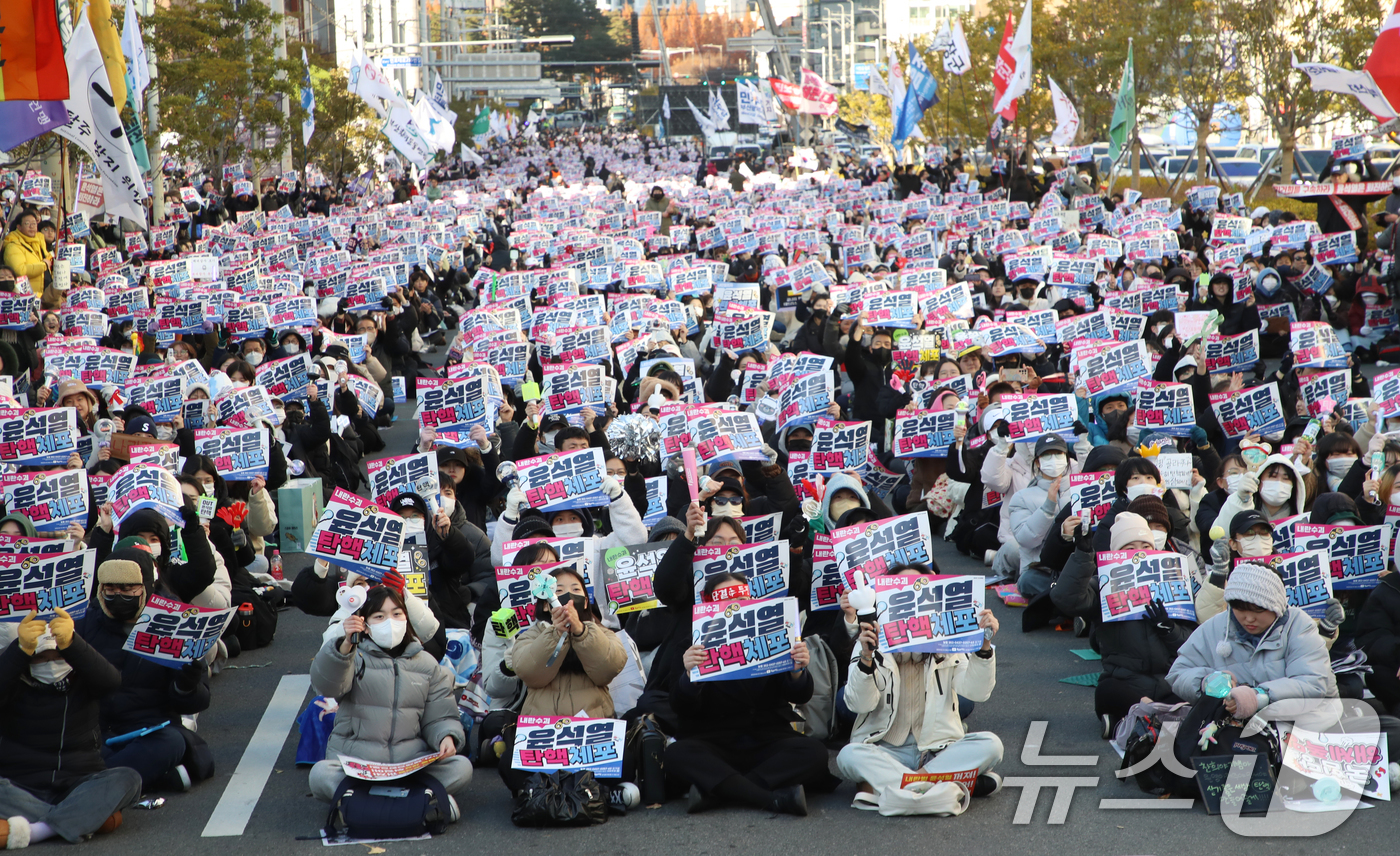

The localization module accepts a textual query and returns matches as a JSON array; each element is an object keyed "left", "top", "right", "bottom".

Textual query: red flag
[
  {"left": 770, "top": 77, "right": 804, "bottom": 112},
  {"left": 1364, "top": 1, "right": 1400, "bottom": 117},
  {"left": 0, "top": 0, "right": 70, "bottom": 101},
  {"left": 991, "top": 11, "right": 1018, "bottom": 122}
]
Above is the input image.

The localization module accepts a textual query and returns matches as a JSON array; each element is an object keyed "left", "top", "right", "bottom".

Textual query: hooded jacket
[
  {"left": 1355, "top": 572, "right": 1400, "bottom": 676},
  {"left": 508, "top": 619, "right": 627, "bottom": 718},
  {"left": 1166, "top": 607, "right": 1336, "bottom": 703},
  {"left": 1348, "top": 275, "right": 1389, "bottom": 335},
  {"left": 1204, "top": 453, "right": 1309, "bottom": 538},
  {"left": 844, "top": 648, "right": 995, "bottom": 753},
  {"left": 75, "top": 605, "right": 212, "bottom": 734},
  {"left": 310, "top": 635, "right": 464, "bottom": 763},
  {"left": 821, "top": 472, "right": 872, "bottom": 531},
  {"left": 1007, "top": 470, "right": 1070, "bottom": 573},
  {"left": 2, "top": 229, "right": 50, "bottom": 287}
]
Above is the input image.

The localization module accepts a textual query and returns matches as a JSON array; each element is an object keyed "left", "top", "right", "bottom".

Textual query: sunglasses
[{"left": 712, "top": 496, "right": 743, "bottom": 507}]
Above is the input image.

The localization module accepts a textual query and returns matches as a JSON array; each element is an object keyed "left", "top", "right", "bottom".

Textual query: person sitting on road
[
  {"left": 308, "top": 584, "right": 470, "bottom": 812},
  {"left": 0, "top": 611, "right": 141, "bottom": 846}
]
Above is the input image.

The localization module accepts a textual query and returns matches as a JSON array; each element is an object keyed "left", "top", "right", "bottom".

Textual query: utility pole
[
  {"left": 652, "top": 1, "right": 673, "bottom": 86},
  {"left": 144, "top": 0, "right": 164, "bottom": 222}
]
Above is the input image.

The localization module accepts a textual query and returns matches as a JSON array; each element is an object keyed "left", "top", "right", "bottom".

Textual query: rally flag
[
  {"left": 1108, "top": 40, "right": 1136, "bottom": 162},
  {"left": 991, "top": 11, "right": 1018, "bottom": 122},
  {"left": 800, "top": 69, "right": 838, "bottom": 116},
  {"left": 687, "top": 97, "right": 717, "bottom": 137},
  {"left": 301, "top": 48, "right": 316, "bottom": 146},
  {"left": 121, "top": 0, "right": 150, "bottom": 99},
  {"left": 892, "top": 45, "right": 939, "bottom": 151},
  {"left": 471, "top": 105, "right": 491, "bottom": 137},
  {"left": 1048, "top": 76, "right": 1080, "bottom": 146},
  {"left": 87, "top": 0, "right": 128, "bottom": 110},
  {"left": 868, "top": 68, "right": 892, "bottom": 99},
  {"left": 1364, "top": 2, "right": 1400, "bottom": 119},
  {"left": 889, "top": 59, "right": 924, "bottom": 142},
  {"left": 736, "top": 80, "right": 765, "bottom": 125},
  {"left": 709, "top": 86, "right": 730, "bottom": 130},
  {"left": 54, "top": 16, "right": 148, "bottom": 228},
  {"left": 0, "top": 101, "right": 68, "bottom": 150},
  {"left": 0, "top": 0, "right": 69, "bottom": 101},
  {"left": 662, "top": 94, "right": 671, "bottom": 120},
  {"left": 122, "top": 70, "right": 150, "bottom": 172},
  {"left": 1295, "top": 54, "right": 1395, "bottom": 121},
  {"left": 347, "top": 49, "right": 405, "bottom": 119},
  {"left": 945, "top": 19, "right": 972, "bottom": 76},
  {"left": 993, "top": 0, "right": 1033, "bottom": 114},
  {"left": 431, "top": 71, "right": 449, "bottom": 109}
]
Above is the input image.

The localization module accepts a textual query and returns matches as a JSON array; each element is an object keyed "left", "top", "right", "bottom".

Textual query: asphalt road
[{"left": 92, "top": 362, "right": 1397, "bottom": 854}]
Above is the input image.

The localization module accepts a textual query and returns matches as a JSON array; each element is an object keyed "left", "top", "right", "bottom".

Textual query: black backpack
[{"left": 324, "top": 772, "right": 451, "bottom": 840}]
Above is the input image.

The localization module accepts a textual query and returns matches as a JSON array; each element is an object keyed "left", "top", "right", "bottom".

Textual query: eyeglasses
[
  {"left": 712, "top": 496, "right": 743, "bottom": 507},
  {"left": 102, "top": 584, "right": 144, "bottom": 596}
]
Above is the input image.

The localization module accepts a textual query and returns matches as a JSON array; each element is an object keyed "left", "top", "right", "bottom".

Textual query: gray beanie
[
  {"left": 648, "top": 516, "right": 687, "bottom": 542},
  {"left": 1224, "top": 563, "right": 1288, "bottom": 616}
]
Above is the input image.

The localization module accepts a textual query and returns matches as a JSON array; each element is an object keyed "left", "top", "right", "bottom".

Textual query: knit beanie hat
[
  {"left": 512, "top": 509, "right": 555, "bottom": 541},
  {"left": 1126, "top": 495, "right": 1171, "bottom": 533},
  {"left": 1109, "top": 512, "right": 1153, "bottom": 550},
  {"left": 1224, "top": 563, "right": 1289, "bottom": 616},
  {"left": 647, "top": 516, "right": 687, "bottom": 542}
]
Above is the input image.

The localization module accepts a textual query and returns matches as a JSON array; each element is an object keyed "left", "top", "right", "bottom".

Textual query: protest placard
[
  {"left": 776, "top": 372, "right": 834, "bottom": 430},
  {"left": 1000, "top": 393, "right": 1078, "bottom": 442},
  {"left": 1209, "top": 383, "right": 1286, "bottom": 438},
  {"left": 0, "top": 470, "right": 88, "bottom": 534},
  {"left": 692, "top": 541, "right": 791, "bottom": 603},
  {"left": 515, "top": 448, "right": 608, "bottom": 511},
  {"left": 1292, "top": 322, "right": 1348, "bottom": 368},
  {"left": 1295, "top": 522, "right": 1389, "bottom": 590},
  {"left": 1247, "top": 551, "right": 1333, "bottom": 618},
  {"left": 337, "top": 752, "right": 445, "bottom": 782},
  {"left": 108, "top": 463, "right": 184, "bottom": 529},
  {"left": 254, "top": 354, "right": 311, "bottom": 402},
  {"left": 1133, "top": 382, "right": 1195, "bottom": 437},
  {"left": 830, "top": 513, "right": 934, "bottom": 581},
  {"left": 416, "top": 376, "right": 494, "bottom": 433},
  {"left": 690, "top": 410, "right": 767, "bottom": 467},
  {"left": 1078, "top": 340, "right": 1152, "bottom": 397},
  {"left": 0, "top": 549, "right": 95, "bottom": 620},
  {"left": 892, "top": 408, "right": 958, "bottom": 458},
  {"left": 599, "top": 542, "right": 668, "bottom": 614},
  {"left": 306, "top": 488, "right": 406, "bottom": 581},
  {"left": 192, "top": 428, "right": 270, "bottom": 481},
  {"left": 511, "top": 716, "right": 627, "bottom": 778},
  {"left": 1282, "top": 726, "right": 1389, "bottom": 801},
  {"left": 1069, "top": 471, "right": 1116, "bottom": 531},
  {"left": 367, "top": 453, "right": 440, "bottom": 506},
  {"left": 1204, "top": 330, "right": 1260, "bottom": 373},
  {"left": 689, "top": 597, "right": 798, "bottom": 682},
  {"left": 123, "top": 593, "right": 236, "bottom": 667},
  {"left": 1298, "top": 370, "right": 1350, "bottom": 418},
  {"left": 1096, "top": 549, "right": 1196, "bottom": 622},
  {"left": 874, "top": 575, "right": 986, "bottom": 654}
]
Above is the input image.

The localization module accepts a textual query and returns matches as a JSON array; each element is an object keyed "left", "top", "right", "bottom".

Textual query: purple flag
[{"left": 0, "top": 101, "right": 69, "bottom": 151}]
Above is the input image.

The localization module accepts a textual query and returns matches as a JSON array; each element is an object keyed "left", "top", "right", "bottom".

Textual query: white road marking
[{"left": 201, "top": 674, "right": 312, "bottom": 837}]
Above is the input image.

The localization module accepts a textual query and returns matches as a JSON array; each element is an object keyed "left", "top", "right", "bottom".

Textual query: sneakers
[
  {"left": 983, "top": 549, "right": 997, "bottom": 567},
  {"left": 1073, "top": 616, "right": 1089, "bottom": 638},
  {"left": 1100, "top": 713, "right": 1115, "bottom": 740},
  {"left": 607, "top": 782, "right": 640, "bottom": 815},
  {"left": 851, "top": 790, "right": 880, "bottom": 811},
  {"left": 165, "top": 764, "right": 191, "bottom": 792},
  {"left": 770, "top": 784, "right": 808, "bottom": 816},
  {"left": 971, "top": 772, "right": 1003, "bottom": 797},
  {"left": 446, "top": 795, "right": 460, "bottom": 823},
  {"left": 96, "top": 812, "right": 122, "bottom": 835}
]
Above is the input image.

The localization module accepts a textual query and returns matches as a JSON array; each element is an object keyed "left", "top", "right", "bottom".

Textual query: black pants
[
  {"left": 1096, "top": 672, "right": 1181, "bottom": 722},
  {"left": 664, "top": 733, "right": 829, "bottom": 796},
  {"left": 1368, "top": 667, "right": 1400, "bottom": 714}
]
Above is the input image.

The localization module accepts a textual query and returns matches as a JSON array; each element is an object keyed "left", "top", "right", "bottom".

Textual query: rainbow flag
[{"left": 0, "top": 0, "right": 70, "bottom": 101}]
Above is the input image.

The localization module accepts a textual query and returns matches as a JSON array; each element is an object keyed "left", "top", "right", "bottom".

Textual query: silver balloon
[{"left": 605, "top": 414, "right": 661, "bottom": 462}]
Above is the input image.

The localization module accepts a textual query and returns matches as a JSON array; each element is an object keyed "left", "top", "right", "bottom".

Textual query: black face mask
[
  {"left": 787, "top": 438, "right": 812, "bottom": 453},
  {"left": 536, "top": 593, "right": 589, "bottom": 622},
  {"left": 1102, "top": 409, "right": 1132, "bottom": 441},
  {"left": 651, "top": 193, "right": 664, "bottom": 202},
  {"left": 870, "top": 347, "right": 892, "bottom": 365},
  {"left": 103, "top": 593, "right": 142, "bottom": 621}
]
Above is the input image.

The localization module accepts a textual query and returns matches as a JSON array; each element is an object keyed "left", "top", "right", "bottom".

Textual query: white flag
[
  {"left": 1291, "top": 54, "right": 1397, "bottom": 121},
  {"left": 1047, "top": 77, "right": 1080, "bottom": 146},
  {"left": 347, "top": 50, "right": 407, "bottom": 119},
  {"left": 431, "top": 72, "right": 449, "bottom": 109},
  {"left": 411, "top": 91, "right": 455, "bottom": 152},
  {"left": 944, "top": 20, "right": 972, "bottom": 76},
  {"left": 868, "top": 70, "right": 892, "bottom": 99},
  {"left": 459, "top": 144, "right": 484, "bottom": 166},
  {"left": 994, "top": 0, "right": 1033, "bottom": 114},
  {"left": 709, "top": 87, "right": 731, "bottom": 130},
  {"left": 888, "top": 60, "right": 924, "bottom": 141},
  {"left": 301, "top": 47, "right": 316, "bottom": 147},
  {"left": 663, "top": 94, "right": 671, "bottom": 120},
  {"left": 55, "top": 16, "right": 147, "bottom": 228},
  {"left": 382, "top": 104, "right": 434, "bottom": 167},
  {"left": 687, "top": 97, "right": 717, "bottom": 137},
  {"left": 121, "top": 0, "right": 150, "bottom": 99},
  {"left": 737, "top": 80, "right": 765, "bottom": 125}
]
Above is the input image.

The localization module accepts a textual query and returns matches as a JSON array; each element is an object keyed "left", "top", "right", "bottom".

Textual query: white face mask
[
  {"left": 1038, "top": 453, "right": 1067, "bottom": 479},
  {"left": 284, "top": 341, "right": 300, "bottom": 354},
  {"left": 245, "top": 351, "right": 264, "bottom": 366},
  {"left": 30, "top": 660, "right": 72, "bottom": 685},
  {"left": 440, "top": 496, "right": 456, "bottom": 517},
  {"left": 401, "top": 517, "right": 426, "bottom": 541},
  {"left": 1362, "top": 294, "right": 1380, "bottom": 305},
  {"left": 146, "top": 540, "right": 162, "bottom": 559},
  {"left": 1126, "top": 483, "right": 1158, "bottom": 501},
  {"left": 541, "top": 430, "right": 559, "bottom": 449},
  {"left": 1327, "top": 456, "right": 1357, "bottom": 476},
  {"left": 553, "top": 522, "right": 584, "bottom": 538},
  {"left": 1151, "top": 530, "right": 1169, "bottom": 551},
  {"left": 1225, "top": 473, "right": 1245, "bottom": 493},
  {"left": 1259, "top": 480, "right": 1292, "bottom": 507},
  {"left": 1238, "top": 533, "right": 1273, "bottom": 557},
  {"left": 368, "top": 617, "right": 407, "bottom": 650}
]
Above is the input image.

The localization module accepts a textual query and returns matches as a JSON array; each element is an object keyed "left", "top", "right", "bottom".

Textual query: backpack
[
  {"left": 796, "top": 634, "right": 840, "bottom": 742},
  {"left": 324, "top": 771, "right": 451, "bottom": 840},
  {"left": 225, "top": 587, "right": 278, "bottom": 651}
]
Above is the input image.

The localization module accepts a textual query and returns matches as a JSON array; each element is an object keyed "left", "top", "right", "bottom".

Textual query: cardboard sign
[
  {"left": 366, "top": 452, "right": 440, "bottom": 506},
  {"left": 0, "top": 549, "right": 95, "bottom": 620},
  {"left": 500, "top": 536, "right": 597, "bottom": 599},
  {"left": 214, "top": 384, "right": 280, "bottom": 429},
  {"left": 307, "top": 488, "right": 406, "bottom": 581},
  {"left": 1295, "top": 522, "right": 1389, "bottom": 590},
  {"left": 1209, "top": 383, "right": 1286, "bottom": 438},
  {"left": 809, "top": 418, "right": 870, "bottom": 470},
  {"left": 0, "top": 469, "right": 88, "bottom": 534},
  {"left": 43, "top": 349, "right": 137, "bottom": 389},
  {"left": 494, "top": 560, "right": 578, "bottom": 631},
  {"left": 1000, "top": 393, "right": 1078, "bottom": 443},
  {"left": 830, "top": 513, "right": 934, "bottom": 580},
  {"left": 1191, "top": 754, "right": 1275, "bottom": 816},
  {"left": 599, "top": 542, "right": 668, "bottom": 614},
  {"left": 859, "top": 291, "right": 918, "bottom": 329},
  {"left": 1134, "top": 381, "right": 1195, "bottom": 437},
  {"left": 1155, "top": 453, "right": 1194, "bottom": 490},
  {"left": 1096, "top": 549, "right": 1196, "bottom": 623},
  {"left": 776, "top": 372, "right": 834, "bottom": 431},
  {"left": 511, "top": 716, "right": 626, "bottom": 778},
  {"left": 1204, "top": 330, "right": 1260, "bottom": 374},
  {"left": 874, "top": 574, "right": 986, "bottom": 654},
  {"left": 415, "top": 376, "right": 494, "bottom": 433},
  {"left": 892, "top": 408, "right": 958, "bottom": 458},
  {"left": 343, "top": 374, "right": 385, "bottom": 419},
  {"left": 689, "top": 597, "right": 798, "bottom": 682},
  {"left": 1247, "top": 551, "right": 1333, "bottom": 618},
  {"left": 1310, "top": 231, "right": 1359, "bottom": 266},
  {"left": 1078, "top": 340, "right": 1152, "bottom": 397},
  {"left": 1282, "top": 726, "right": 1389, "bottom": 801},
  {"left": 108, "top": 463, "right": 185, "bottom": 529},
  {"left": 124, "top": 376, "right": 185, "bottom": 422},
  {"left": 254, "top": 353, "right": 311, "bottom": 402},
  {"left": 1291, "top": 322, "right": 1348, "bottom": 368},
  {"left": 192, "top": 427, "right": 270, "bottom": 481},
  {"left": 692, "top": 541, "right": 791, "bottom": 603},
  {"left": 122, "top": 593, "right": 236, "bottom": 668},
  {"left": 1069, "top": 471, "right": 1116, "bottom": 530},
  {"left": 738, "top": 512, "right": 783, "bottom": 544},
  {"left": 981, "top": 323, "right": 1043, "bottom": 358},
  {"left": 515, "top": 448, "right": 608, "bottom": 511}
]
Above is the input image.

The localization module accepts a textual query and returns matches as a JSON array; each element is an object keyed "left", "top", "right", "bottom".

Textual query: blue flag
[{"left": 892, "top": 45, "right": 939, "bottom": 151}]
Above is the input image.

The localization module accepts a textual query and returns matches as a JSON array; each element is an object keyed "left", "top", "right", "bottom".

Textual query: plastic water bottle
[{"left": 269, "top": 549, "right": 283, "bottom": 581}]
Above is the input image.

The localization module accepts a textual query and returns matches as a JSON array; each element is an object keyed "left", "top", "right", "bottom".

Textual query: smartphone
[{"left": 1002, "top": 368, "right": 1028, "bottom": 383}]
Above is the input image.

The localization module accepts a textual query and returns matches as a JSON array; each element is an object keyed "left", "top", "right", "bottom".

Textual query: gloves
[
  {"left": 176, "top": 659, "right": 207, "bottom": 692},
  {"left": 1209, "top": 537, "right": 1231, "bottom": 578},
  {"left": 1320, "top": 597, "right": 1346, "bottom": 634},
  {"left": 665, "top": 454, "right": 686, "bottom": 481},
  {"left": 380, "top": 570, "right": 406, "bottom": 598},
  {"left": 48, "top": 607, "right": 74, "bottom": 649},
  {"left": 17, "top": 611, "right": 45, "bottom": 656},
  {"left": 504, "top": 485, "right": 528, "bottom": 522},
  {"left": 1228, "top": 685, "right": 1261, "bottom": 719},
  {"left": 1234, "top": 471, "right": 1259, "bottom": 498},
  {"left": 601, "top": 475, "right": 625, "bottom": 501},
  {"left": 1189, "top": 426, "right": 1209, "bottom": 448},
  {"left": 1142, "top": 599, "right": 1173, "bottom": 634},
  {"left": 1277, "top": 350, "right": 1294, "bottom": 379},
  {"left": 1072, "top": 420, "right": 1088, "bottom": 437},
  {"left": 761, "top": 444, "right": 779, "bottom": 466},
  {"left": 230, "top": 529, "right": 248, "bottom": 548}
]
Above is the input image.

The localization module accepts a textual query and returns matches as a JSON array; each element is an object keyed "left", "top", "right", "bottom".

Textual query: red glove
[{"left": 379, "top": 570, "right": 406, "bottom": 597}]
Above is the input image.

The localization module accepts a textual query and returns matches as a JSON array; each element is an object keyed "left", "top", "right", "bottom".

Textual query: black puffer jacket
[
  {"left": 1356, "top": 572, "right": 1400, "bottom": 674},
  {"left": 0, "top": 634, "right": 122, "bottom": 790},
  {"left": 75, "top": 607, "right": 212, "bottom": 735},
  {"left": 1050, "top": 546, "right": 1194, "bottom": 697}
]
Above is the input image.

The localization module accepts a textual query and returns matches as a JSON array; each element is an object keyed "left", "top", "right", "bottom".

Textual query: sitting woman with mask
[
  {"left": 1091, "top": 458, "right": 1190, "bottom": 551},
  {"left": 308, "top": 584, "right": 470, "bottom": 807},
  {"left": 497, "top": 565, "right": 627, "bottom": 797},
  {"left": 493, "top": 473, "right": 646, "bottom": 566},
  {"left": 1203, "top": 453, "right": 1309, "bottom": 540}
]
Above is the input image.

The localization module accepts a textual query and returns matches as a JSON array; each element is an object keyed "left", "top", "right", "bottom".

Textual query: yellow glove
[
  {"left": 48, "top": 608, "right": 74, "bottom": 649},
  {"left": 17, "top": 611, "right": 45, "bottom": 656}
]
